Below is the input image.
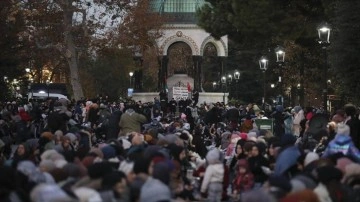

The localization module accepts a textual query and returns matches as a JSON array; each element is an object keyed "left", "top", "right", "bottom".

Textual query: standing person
[
  {"left": 272, "top": 105, "right": 286, "bottom": 138},
  {"left": 293, "top": 106, "right": 305, "bottom": 137},
  {"left": 118, "top": 105, "right": 147, "bottom": 137},
  {"left": 169, "top": 98, "right": 177, "bottom": 115},
  {"left": 344, "top": 104, "right": 360, "bottom": 148},
  {"left": 226, "top": 103, "right": 240, "bottom": 130},
  {"left": 87, "top": 103, "right": 99, "bottom": 128},
  {"left": 201, "top": 149, "right": 224, "bottom": 202},
  {"left": 232, "top": 159, "right": 254, "bottom": 201},
  {"left": 247, "top": 143, "right": 269, "bottom": 189},
  {"left": 159, "top": 90, "right": 168, "bottom": 115},
  {"left": 192, "top": 89, "right": 199, "bottom": 107}
]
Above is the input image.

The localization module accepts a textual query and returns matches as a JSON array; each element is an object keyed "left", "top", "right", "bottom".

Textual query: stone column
[
  {"left": 158, "top": 56, "right": 168, "bottom": 91},
  {"left": 192, "top": 56, "right": 202, "bottom": 91}
]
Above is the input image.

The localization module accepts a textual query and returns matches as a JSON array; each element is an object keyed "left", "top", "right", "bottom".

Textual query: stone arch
[
  {"left": 160, "top": 32, "right": 200, "bottom": 56},
  {"left": 200, "top": 36, "right": 228, "bottom": 56},
  {"left": 166, "top": 41, "right": 194, "bottom": 76}
]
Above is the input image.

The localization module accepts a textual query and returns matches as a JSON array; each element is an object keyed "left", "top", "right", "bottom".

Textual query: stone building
[{"left": 149, "top": 0, "right": 228, "bottom": 92}]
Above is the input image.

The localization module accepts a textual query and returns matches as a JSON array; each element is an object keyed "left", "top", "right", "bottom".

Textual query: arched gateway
[{"left": 132, "top": 0, "right": 229, "bottom": 103}]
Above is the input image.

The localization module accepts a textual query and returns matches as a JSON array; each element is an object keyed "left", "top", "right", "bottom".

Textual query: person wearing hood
[
  {"left": 322, "top": 123, "right": 360, "bottom": 162},
  {"left": 248, "top": 142, "right": 269, "bottom": 188},
  {"left": 232, "top": 159, "right": 254, "bottom": 200},
  {"left": 201, "top": 148, "right": 224, "bottom": 202},
  {"left": 293, "top": 106, "right": 305, "bottom": 137},
  {"left": 118, "top": 105, "right": 147, "bottom": 137}
]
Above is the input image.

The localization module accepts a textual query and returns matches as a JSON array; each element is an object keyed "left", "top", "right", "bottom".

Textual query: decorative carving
[
  {"left": 160, "top": 34, "right": 200, "bottom": 55},
  {"left": 176, "top": 31, "right": 183, "bottom": 37},
  {"left": 200, "top": 36, "right": 228, "bottom": 56}
]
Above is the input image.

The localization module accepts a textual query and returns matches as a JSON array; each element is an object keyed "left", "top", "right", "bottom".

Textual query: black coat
[
  {"left": 248, "top": 155, "right": 269, "bottom": 183},
  {"left": 226, "top": 108, "right": 240, "bottom": 122},
  {"left": 106, "top": 111, "right": 122, "bottom": 140}
]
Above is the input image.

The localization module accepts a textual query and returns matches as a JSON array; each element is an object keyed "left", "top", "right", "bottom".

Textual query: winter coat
[
  {"left": 322, "top": 135, "right": 360, "bottom": 162},
  {"left": 118, "top": 109, "right": 147, "bottom": 137},
  {"left": 232, "top": 159, "right": 254, "bottom": 193},
  {"left": 201, "top": 163, "right": 224, "bottom": 193},
  {"left": 248, "top": 155, "right": 269, "bottom": 184}
]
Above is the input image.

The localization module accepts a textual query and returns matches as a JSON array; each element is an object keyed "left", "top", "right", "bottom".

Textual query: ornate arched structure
[{"left": 148, "top": 0, "right": 228, "bottom": 92}]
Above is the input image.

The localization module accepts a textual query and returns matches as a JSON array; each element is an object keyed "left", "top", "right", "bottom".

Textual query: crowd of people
[{"left": 0, "top": 96, "right": 360, "bottom": 202}]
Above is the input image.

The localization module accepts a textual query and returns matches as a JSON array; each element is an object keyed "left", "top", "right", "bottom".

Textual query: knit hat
[
  {"left": 54, "top": 130, "right": 63, "bottom": 138},
  {"left": 247, "top": 131, "right": 257, "bottom": 140},
  {"left": 336, "top": 123, "right": 350, "bottom": 136},
  {"left": 304, "top": 152, "right": 320, "bottom": 167},
  {"left": 41, "top": 131, "right": 53, "bottom": 140},
  {"left": 40, "top": 150, "right": 60, "bottom": 161},
  {"left": 65, "top": 133, "right": 77, "bottom": 143},
  {"left": 140, "top": 178, "right": 171, "bottom": 202},
  {"left": 39, "top": 160, "right": 56, "bottom": 172},
  {"left": 101, "top": 145, "right": 116, "bottom": 160},
  {"left": 206, "top": 148, "right": 221, "bottom": 164},
  {"left": 152, "top": 162, "right": 171, "bottom": 185},
  {"left": 294, "top": 106, "right": 302, "bottom": 113}
]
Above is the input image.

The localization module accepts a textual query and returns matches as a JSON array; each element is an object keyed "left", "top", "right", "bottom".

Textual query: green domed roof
[{"left": 149, "top": 0, "right": 206, "bottom": 24}]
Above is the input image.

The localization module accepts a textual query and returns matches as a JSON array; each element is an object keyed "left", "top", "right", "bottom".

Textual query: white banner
[{"left": 172, "top": 87, "right": 189, "bottom": 100}]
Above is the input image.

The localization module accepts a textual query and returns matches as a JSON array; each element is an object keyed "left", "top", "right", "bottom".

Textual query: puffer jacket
[{"left": 322, "top": 135, "right": 360, "bottom": 162}]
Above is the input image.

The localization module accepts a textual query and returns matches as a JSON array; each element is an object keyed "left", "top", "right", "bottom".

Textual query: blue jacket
[{"left": 323, "top": 135, "right": 360, "bottom": 162}]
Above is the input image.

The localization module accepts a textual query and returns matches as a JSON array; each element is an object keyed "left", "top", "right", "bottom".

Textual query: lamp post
[
  {"left": 221, "top": 76, "right": 226, "bottom": 103},
  {"left": 46, "top": 80, "right": 50, "bottom": 98},
  {"left": 259, "top": 56, "right": 268, "bottom": 105},
  {"left": 317, "top": 22, "right": 331, "bottom": 113},
  {"left": 129, "top": 72, "right": 134, "bottom": 88},
  {"left": 234, "top": 70, "right": 240, "bottom": 100},
  {"left": 212, "top": 82, "right": 217, "bottom": 90},
  {"left": 275, "top": 46, "right": 285, "bottom": 106}
]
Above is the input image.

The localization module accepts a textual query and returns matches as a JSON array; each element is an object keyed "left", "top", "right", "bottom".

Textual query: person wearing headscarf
[{"left": 247, "top": 142, "right": 269, "bottom": 188}]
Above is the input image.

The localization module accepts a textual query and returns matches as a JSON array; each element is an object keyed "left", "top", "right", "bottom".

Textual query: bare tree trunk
[
  {"left": 65, "top": 35, "right": 84, "bottom": 100},
  {"left": 63, "top": 8, "right": 84, "bottom": 101}
]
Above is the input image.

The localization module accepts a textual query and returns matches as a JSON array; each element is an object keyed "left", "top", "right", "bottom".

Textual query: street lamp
[
  {"left": 275, "top": 46, "right": 285, "bottom": 106},
  {"left": 46, "top": 80, "right": 50, "bottom": 98},
  {"left": 212, "top": 81, "right": 217, "bottom": 90},
  {"left": 221, "top": 76, "right": 226, "bottom": 103},
  {"left": 234, "top": 70, "right": 240, "bottom": 99},
  {"left": 129, "top": 72, "right": 134, "bottom": 88},
  {"left": 317, "top": 22, "right": 331, "bottom": 113},
  {"left": 259, "top": 56, "right": 268, "bottom": 105}
]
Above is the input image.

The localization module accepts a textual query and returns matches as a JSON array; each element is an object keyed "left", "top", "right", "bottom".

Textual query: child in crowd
[
  {"left": 201, "top": 149, "right": 224, "bottom": 202},
  {"left": 232, "top": 159, "right": 254, "bottom": 201}
]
